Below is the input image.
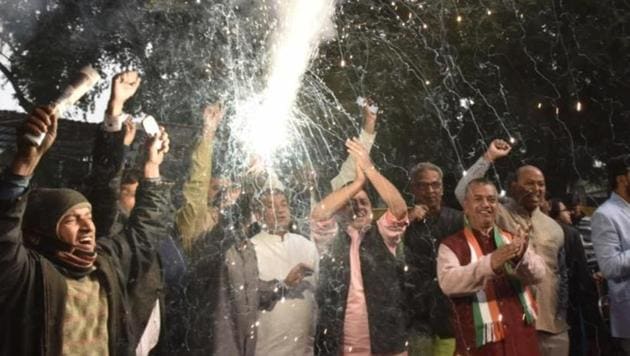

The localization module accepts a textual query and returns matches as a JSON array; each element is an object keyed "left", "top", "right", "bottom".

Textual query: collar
[{"left": 611, "top": 192, "right": 630, "bottom": 208}]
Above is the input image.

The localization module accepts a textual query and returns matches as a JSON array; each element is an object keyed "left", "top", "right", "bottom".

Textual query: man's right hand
[
  {"left": 361, "top": 96, "right": 377, "bottom": 134},
  {"left": 483, "top": 139, "right": 512, "bottom": 162},
  {"left": 284, "top": 263, "right": 314, "bottom": 287},
  {"left": 122, "top": 119, "right": 137, "bottom": 146},
  {"left": 202, "top": 101, "right": 224, "bottom": 138},
  {"left": 409, "top": 204, "right": 429, "bottom": 221},
  {"left": 108, "top": 71, "right": 141, "bottom": 116},
  {"left": 490, "top": 243, "right": 520, "bottom": 273},
  {"left": 12, "top": 106, "right": 58, "bottom": 176}
]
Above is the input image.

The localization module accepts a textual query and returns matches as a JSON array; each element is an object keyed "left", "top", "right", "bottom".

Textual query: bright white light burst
[{"left": 232, "top": 0, "right": 336, "bottom": 164}]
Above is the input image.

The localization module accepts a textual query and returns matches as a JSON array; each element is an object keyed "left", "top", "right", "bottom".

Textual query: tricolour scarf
[{"left": 463, "top": 225, "right": 538, "bottom": 347}]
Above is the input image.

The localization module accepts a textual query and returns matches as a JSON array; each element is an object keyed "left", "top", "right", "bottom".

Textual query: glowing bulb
[
  {"left": 462, "top": 170, "right": 467, "bottom": 176},
  {"left": 422, "top": 23, "right": 428, "bottom": 29},
  {"left": 555, "top": 107, "right": 560, "bottom": 115},
  {"left": 456, "top": 15, "right": 463, "bottom": 23},
  {"left": 509, "top": 136, "right": 517, "bottom": 144},
  {"left": 487, "top": 9, "right": 492, "bottom": 15},
  {"left": 537, "top": 102, "right": 542, "bottom": 109},
  {"left": 425, "top": 80, "right": 431, "bottom": 85},
  {"left": 340, "top": 59, "right": 346, "bottom": 67},
  {"left": 576, "top": 101, "right": 582, "bottom": 112}
]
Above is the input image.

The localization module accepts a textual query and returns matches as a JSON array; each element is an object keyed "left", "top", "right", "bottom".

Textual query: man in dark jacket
[
  {"left": 0, "top": 105, "right": 172, "bottom": 355},
  {"left": 311, "top": 138, "right": 409, "bottom": 355},
  {"left": 403, "top": 162, "right": 463, "bottom": 356}
]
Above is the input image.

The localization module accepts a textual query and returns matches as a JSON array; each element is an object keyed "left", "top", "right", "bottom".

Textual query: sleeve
[
  {"left": 99, "top": 179, "right": 173, "bottom": 284},
  {"left": 591, "top": 210, "right": 630, "bottom": 281},
  {"left": 376, "top": 210, "right": 409, "bottom": 255},
  {"left": 84, "top": 127, "right": 128, "bottom": 237},
  {"left": 454, "top": 156, "right": 492, "bottom": 207},
  {"left": 0, "top": 189, "right": 34, "bottom": 301},
  {"left": 258, "top": 279, "right": 283, "bottom": 311},
  {"left": 0, "top": 172, "right": 30, "bottom": 200},
  {"left": 514, "top": 247, "right": 547, "bottom": 284},
  {"left": 310, "top": 217, "right": 339, "bottom": 255},
  {"left": 436, "top": 243, "right": 496, "bottom": 296},
  {"left": 175, "top": 133, "right": 214, "bottom": 253},
  {"left": 330, "top": 129, "right": 376, "bottom": 191}
]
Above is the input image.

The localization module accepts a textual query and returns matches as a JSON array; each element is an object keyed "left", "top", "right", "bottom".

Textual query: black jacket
[
  {"left": 403, "top": 206, "right": 463, "bottom": 337},
  {"left": 0, "top": 177, "right": 172, "bottom": 356},
  {"left": 315, "top": 223, "right": 408, "bottom": 355}
]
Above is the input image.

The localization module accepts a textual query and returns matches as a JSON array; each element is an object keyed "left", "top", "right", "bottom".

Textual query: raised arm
[
  {"left": 175, "top": 103, "right": 224, "bottom": 252},
  {"left": 0, "top": 106, "right": 57, "bottom": 297},
  {"left": 454, "top": 139, "right": 512, "bottom": 206},
  {"left": 311, "top": 163, "right": 366, "bottom": 222},
  {"left": 86, "top": 71, "right": 140, "bottom": 236},
  {"left": 330, "top": 98, "right": 377, "bottom": 190},
  {"left": 346, "top": 138, "right": 407, "bottom": 219}
]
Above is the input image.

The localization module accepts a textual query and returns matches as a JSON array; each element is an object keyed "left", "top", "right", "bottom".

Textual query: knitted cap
[{"left": 24, "top": 188, "right": 92, "bottom": 239}]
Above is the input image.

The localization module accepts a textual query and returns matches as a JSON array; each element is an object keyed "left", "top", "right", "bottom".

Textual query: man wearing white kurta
[{"left": 251, "top": 188, "right": 319, "bottom": 355}]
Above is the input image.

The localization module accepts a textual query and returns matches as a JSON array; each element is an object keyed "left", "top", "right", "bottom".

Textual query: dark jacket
[
  {"left": 84, "top": 126, "right": 175, "bottom": 354},
  {"left": 315, "top": 224, "right": 408, "bottom": 355},
  {"left": 560, "top": 223, "right": 611, "bottom": 356},
  {"left": 403, "top": 206, "right": 463, "bottom": 337},
  {"left": 185, "top": 206, "right": 282, "bottom": 356},
  {"left": 0, "top": 176, "right": 171, "bottom": 356}
]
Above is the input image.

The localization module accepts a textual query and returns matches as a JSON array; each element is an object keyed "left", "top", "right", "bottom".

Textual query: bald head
[
  {"left": 509, "top": 165, "right": 546, "bottom": 213},
  {"left": 516, "top": 165, "right": 543, "bottom": 180}
]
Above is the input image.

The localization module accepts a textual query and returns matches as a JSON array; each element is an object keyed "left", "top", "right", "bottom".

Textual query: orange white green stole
[{"left": 463, "top": 225, "right": 538, "bottom": 347}]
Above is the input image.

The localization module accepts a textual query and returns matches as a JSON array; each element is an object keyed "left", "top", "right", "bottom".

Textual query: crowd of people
[{"left": 0, "top": 70, "right": 629, "bottom": 356}]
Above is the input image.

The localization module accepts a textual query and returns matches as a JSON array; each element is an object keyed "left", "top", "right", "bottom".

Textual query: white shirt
[{"left": 251, "top": 231, "right": 319, "bottom": 356}]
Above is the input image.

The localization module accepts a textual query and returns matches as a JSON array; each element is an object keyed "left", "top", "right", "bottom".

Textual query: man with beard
[
  {"left": 0, "top": 105, "right": 172, "bottom": 355},
  {"left": 437, "top": 178, "right": 545, "bottom": 356},
  {"left": 311, "top": 138, "right": 409, "bottom": 356},
  {"left": 591, "top": 154, "right": 630, "bottom": 355},
  {"left": 404, "top": 162, "right": 463, "bottom": 356},
  {"left": 455, "top": 139, "right": 568, "bottom": 356}
]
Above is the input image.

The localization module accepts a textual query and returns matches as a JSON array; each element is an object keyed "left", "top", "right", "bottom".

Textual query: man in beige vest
[{"left": 455, "top": 139, "right": 569, "bottom": 356}]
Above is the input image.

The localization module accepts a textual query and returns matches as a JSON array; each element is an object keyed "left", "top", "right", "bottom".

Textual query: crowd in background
[{"left": 1, "top": 70, "right": 629, "bottom": 356}]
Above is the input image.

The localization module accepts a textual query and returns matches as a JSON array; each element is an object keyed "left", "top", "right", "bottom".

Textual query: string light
[
  {"left": 537, "top": 102, "right": 542, "bottom": 109},
  {"left": 456, "top": 15, "right": 463, "bottom": 23},
  {"left": 576, "top": 101, "right": 582, "bottom": 112},
  {"left": 487, "top": 9, "right": 492, "bottom": 16},
  {"left": 340, "top": 59, "right": 346, "bottom": 67}
]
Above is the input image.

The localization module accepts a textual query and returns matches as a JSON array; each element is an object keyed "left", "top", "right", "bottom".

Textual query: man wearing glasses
[{"left": 404, "top": 162, "right": 463, "bottom": 356}]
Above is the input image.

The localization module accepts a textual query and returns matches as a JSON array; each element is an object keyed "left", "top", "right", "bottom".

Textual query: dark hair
[
  {"left": 121, "top": 169, "right": 141, "bottom": 186},
  {"left": 250, "top": 188, "right": 287, "bottom": 214},
  {"left": 607, "top": 154, "right": 630, "bottom": 191},
  {"left": 548, "top": 198, "right": 565, "bottom": 220}
]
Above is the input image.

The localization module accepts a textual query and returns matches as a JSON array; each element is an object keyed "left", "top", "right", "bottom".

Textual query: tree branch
[{"left": 0, "top": 61, "right": 33, "bottom": 112}]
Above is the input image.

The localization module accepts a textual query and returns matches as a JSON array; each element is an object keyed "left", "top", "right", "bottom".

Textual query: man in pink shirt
[{"left": 311, "top": 138, "right": 409, "bottom": 356}]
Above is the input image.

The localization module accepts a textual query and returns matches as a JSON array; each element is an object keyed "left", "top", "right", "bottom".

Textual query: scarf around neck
[{"left": 462, "top": 224, "right": 537, "bottom": 347}]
